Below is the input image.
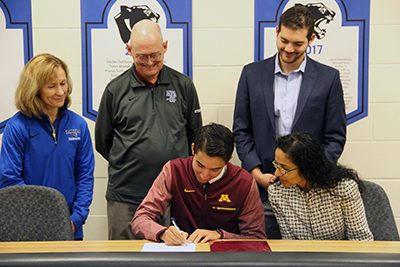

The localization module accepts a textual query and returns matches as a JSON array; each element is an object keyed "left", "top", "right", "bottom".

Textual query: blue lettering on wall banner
[
  {"left": 255, "top": 0, "right": 370, "bottom": 125},
  {"left": 0, "top": 0, "right": 33, "bottom": 133},
  {"left": 81, "top": 0, "right": 192, "bottom": 121}
]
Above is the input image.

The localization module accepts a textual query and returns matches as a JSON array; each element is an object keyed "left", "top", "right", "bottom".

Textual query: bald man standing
[{"left": 95, "top": 20, "right": 202, "bottom": 240}]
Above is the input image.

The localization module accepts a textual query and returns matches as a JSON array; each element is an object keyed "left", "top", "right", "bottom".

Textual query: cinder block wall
[{"left": 0, "top": 0, "right": 397, "bottom": 239}]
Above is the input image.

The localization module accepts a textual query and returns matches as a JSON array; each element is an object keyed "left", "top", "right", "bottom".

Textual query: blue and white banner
[
  {"left": 81, "top": 0, "right": 192, "bottom": 121},
  {"left": 0, "top": 0, "right": 33, "bottom": 133},
  {"left": 255, "top": 0, "right": 370, "bottom": 124}
]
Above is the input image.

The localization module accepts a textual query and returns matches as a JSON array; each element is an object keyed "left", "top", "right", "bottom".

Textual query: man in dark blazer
[{"left": 233, "top": 5, "right": 346, "bottom": 239}]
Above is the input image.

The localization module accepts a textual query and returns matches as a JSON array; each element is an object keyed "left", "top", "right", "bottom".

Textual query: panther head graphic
[
  {"left": 114, "top": 5, "right": 161, "bottom": 44},
  {"left": 297, "top": 2, "right": 335, "bottom": 40}
]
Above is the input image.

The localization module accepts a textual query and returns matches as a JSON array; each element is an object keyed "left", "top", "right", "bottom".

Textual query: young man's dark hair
[
  {"left": 278, "top": 4, "right": 315, "bottom": 40},
  {"left": 193, "top": 123, "right": 234, "bottom": 163}
]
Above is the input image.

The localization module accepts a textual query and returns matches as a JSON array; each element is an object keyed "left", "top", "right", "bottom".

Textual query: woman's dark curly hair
[{"left": 277, "top": 132, "right": 361, "bottom": 190}]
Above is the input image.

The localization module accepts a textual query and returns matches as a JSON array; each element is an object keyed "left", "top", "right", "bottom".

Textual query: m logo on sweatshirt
[{"left": 218, "top": 194, "right": 231, "bottom": 203}]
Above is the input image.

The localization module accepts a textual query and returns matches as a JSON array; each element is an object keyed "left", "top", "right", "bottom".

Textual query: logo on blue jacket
[{"left": 65, "top": 129, "right": 81, "bottom": 141}]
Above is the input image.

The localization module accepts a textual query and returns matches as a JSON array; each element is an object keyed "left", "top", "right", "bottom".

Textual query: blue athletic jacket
[{"left": 0, "top": 106, "right": 94, "bottom": 239}]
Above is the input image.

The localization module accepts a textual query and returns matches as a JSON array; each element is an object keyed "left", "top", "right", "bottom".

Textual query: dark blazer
[{"left": 233, "top": 54, "right": 346, "bottom": 198}]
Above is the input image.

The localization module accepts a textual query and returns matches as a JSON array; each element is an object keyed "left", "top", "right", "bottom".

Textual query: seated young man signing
[{"left": 131, "top": 123, "right": 266, "bottom": 245}]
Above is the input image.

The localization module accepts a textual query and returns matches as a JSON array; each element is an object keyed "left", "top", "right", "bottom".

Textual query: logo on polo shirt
[
  {"left": 218, "top": 194, "right": 231, "bottom": 203},
  {"left": 65, "top": 129, "right": 81, "bottom": 141},
  {"left": 166, "top": 90, "right": 177, "bottom": 103},
  {"left": 212, "top": 206, "right": 236, "bottom": 211},
  {"left": 184, "top": 188, "right": 195, "bottom": 193}
]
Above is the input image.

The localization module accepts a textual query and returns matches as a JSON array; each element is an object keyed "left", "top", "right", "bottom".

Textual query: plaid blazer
[{"left": 268, "top": 179, "right": 373, "bottom": 241}]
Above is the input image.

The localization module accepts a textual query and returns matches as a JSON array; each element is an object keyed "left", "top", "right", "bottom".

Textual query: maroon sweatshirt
[{"left": 131, "top": 156, "right": 266, "bottom": 241}]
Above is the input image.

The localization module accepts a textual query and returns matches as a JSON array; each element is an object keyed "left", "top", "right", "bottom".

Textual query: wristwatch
[{"left": 216, "top": 228, "right": 224, "bottom": 239}]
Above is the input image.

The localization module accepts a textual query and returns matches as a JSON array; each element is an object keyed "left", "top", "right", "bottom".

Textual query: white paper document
[{"left": 142, "top": 242, "right": 196, "bottom": 252}]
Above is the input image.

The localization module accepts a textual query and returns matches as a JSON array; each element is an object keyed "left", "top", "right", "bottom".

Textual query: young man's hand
[
  {"left": 251, "top": 167, "right": 276, "bottom": 189},
  {"left": 160, "top": 226, "right": 188, "bottom": 245},
  {"left": 187, "top": 229, "right": 222, "bottom": 243}
]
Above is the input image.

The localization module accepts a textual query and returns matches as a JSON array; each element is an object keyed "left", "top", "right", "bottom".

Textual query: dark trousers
[{"left": 107, "top": 200, "right": 138, "bottom": 240}]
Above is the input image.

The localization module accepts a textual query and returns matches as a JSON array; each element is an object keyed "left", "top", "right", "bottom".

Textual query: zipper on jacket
[
  {"left": 203, "top": 183, "right": 209, "bottom": 200},
  {"left": 51, "top": 124, "right": 57, "bottom": 144},
  {"left": 150, "top": 86, "right": 155, "bottom": 110}
]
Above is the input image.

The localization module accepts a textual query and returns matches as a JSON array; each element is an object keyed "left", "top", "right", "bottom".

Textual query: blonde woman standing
[{"left": 0, "top": 53, "right": 94, "bottom": 240}]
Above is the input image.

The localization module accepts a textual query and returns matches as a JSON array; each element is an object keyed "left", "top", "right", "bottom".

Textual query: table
[
  {"left": 0, "top": 240, "right": 399, "bottom": 267},
  {"left": 0, "top": 240, "right": 209, "bottom": 253},
  {"left": 269, "top": 239, "right": 400, "bottom": 253},
  {"left": 1, "top": 239, "right": 399, "bottom": 254}
]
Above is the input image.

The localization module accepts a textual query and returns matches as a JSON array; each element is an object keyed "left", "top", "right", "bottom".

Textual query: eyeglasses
[
  {"left": 272, "top": 160, "right": 297, "bottom": 175},
  {"left": 134, "top": 52, "right": 163, "bottom": 63}
]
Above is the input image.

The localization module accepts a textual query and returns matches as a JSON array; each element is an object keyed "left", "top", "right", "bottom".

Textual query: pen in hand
[
  {"left": 171, "top": 217, "right": 181, "bottom": 232},
  {"left": 169, "top": 217, "right": 188, "bottom": 245}
]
